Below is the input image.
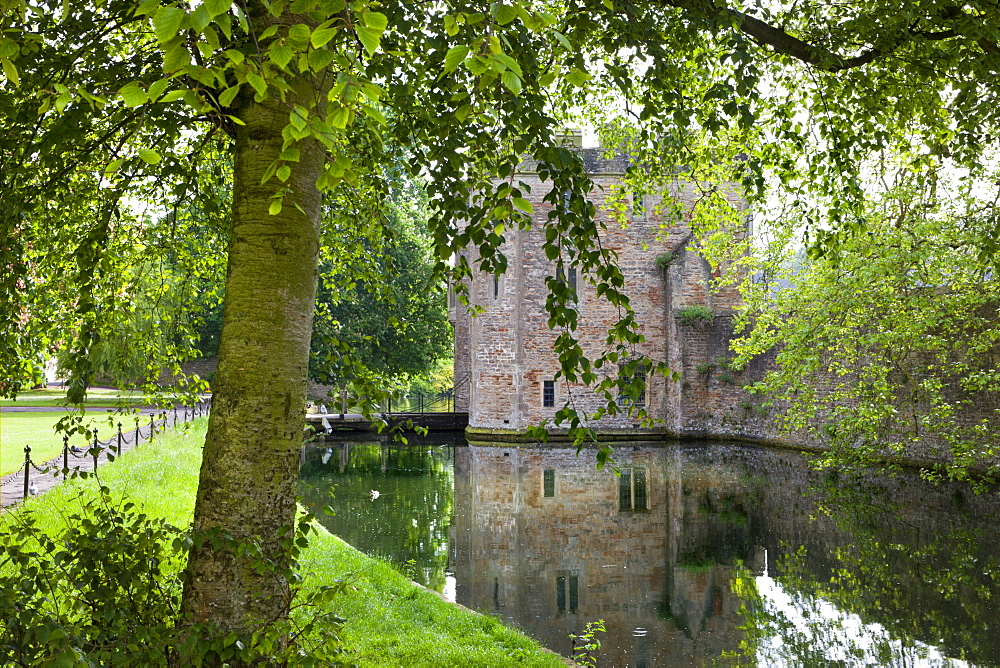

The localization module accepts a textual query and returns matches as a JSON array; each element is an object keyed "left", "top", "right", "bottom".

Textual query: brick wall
[{"left": 455, "top": 149, "right": 748, "bottom": 438}]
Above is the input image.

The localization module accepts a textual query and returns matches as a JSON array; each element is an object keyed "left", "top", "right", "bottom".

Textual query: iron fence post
[
  {"left": 63, "top": 434, "right": 69, "bottom": 473},
  {"left": 117, "top": 422, "right": 123, "bottom": 453},
  {"left": 93, "top": 433, "right": 99, "bottom": 469},
  {"left": 135, "top": 416, "right": 140, "bottom": 444},
  {"left": 23, "top": 445, "right": 31, "bottom": 500}
]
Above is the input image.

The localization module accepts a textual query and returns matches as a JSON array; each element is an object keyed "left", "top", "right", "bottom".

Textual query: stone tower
[{"left": 452, "top": 142, "right": 748, "bottom": 440}]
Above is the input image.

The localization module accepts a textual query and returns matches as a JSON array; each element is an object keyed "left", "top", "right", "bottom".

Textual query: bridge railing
[{"left": 388, "top": 375, "right": 470, "bottom": 415}]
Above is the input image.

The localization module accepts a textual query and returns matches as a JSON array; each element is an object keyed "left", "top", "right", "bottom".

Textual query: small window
[
  {"left": 632, "top": 192, "right": 645, "bottom": 218},
  {"left": 618, "top": 362, "right": 647, "bottom": 407},
  {"left": 619, "top": 468, "right": 648, "bottom": 512},
  {"left": 493, "top": 275, "right": 500, "bottom": 300},
  {"left": 543, "top": 469, "right": 555, "bottom": 497},
  {"left": 543, "top": 380, "right": 555, "bottom": 408},
  {"left": 555, "top": 265, "right": 578, "bottom": 302},
  {"left": 556, "top": 573, "right": 579, "bottom": 613}
]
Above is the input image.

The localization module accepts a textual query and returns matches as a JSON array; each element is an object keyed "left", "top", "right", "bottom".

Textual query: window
[
  {"left": 632, "top": 192, "right": 645, "bottom": 218},
  {"left": 619, "top": 468, "right": 648, "bottom": 511},
  {"left": 555, "top": 265, "right": 578, "bottom": 302},
  {"left": 543, "top": 380, "right": 555, "bottom": 407},
  {"left": 493, "top": 275, "right": 500, "bottom": 300},
  {"left": 618, "top": 362, "right": 647, "bottom": 407},
  {"left": 543, "top": 469, "right": 555, "bottom": 497},
  {"left": 556, "top": 573, "right": 579, "bottom": 614}
]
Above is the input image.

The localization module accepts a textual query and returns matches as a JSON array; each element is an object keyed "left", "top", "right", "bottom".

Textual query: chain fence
[{"left": 1, "top": 398, "right": 212, "bottom": 508}]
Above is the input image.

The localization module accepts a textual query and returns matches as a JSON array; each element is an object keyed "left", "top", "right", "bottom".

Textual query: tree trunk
[{"left": 180, "top": 57, "right": 325, "bottom": 629}]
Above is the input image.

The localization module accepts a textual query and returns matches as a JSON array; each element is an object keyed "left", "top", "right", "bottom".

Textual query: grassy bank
[{"left": 5, "top": 421, "right": 566, "bottom": 667}]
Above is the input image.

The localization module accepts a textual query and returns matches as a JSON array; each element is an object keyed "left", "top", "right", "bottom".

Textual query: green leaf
[
  {"left": 160, "top": 90, "right": 186, "bottom": 102},
  {"left": 269, "top": 199, "right": 282, "bottom": 215},
  {"left": 362, "top": 104, "right": 386, "bottom": 125},
  {"left": 494, "top": 4, "right": 517, "bottom": 25},
  {"left": 444, "top": 45, "right": 469, "bottom": 73},
  {"left": 224, "top": 48, "right": 245, "bottom": 65},
  {"left": 566, "top": 67, "right": 591, "bottom": 86},
  {"left": 329, "top": 105, "right": 351, "bottom": 129},
  {"left": 138, "top": 148, "right": 161, "bottom": 165},
  {"left": 311, "top": 27, "right": 338, "bottom": 48},
  {"left": 204, "top": 0, "right": 232, "bottom": 17},
  {"left": 153, "top": 6, "right": 185, "bottom": 44},
  {"left": 279, "top": 147, "right": 300, "bottom": 161},
  {"left": 270, "top": 44, "right": 293, "bottom": 69},
  {"left": 276, "top": 165, "right": 291, "bottom": 182},
  {"left": 493, "top": 52, "right": 522, "bottom": 76},
  {"left": 1, "top": 58, "right": 19, "bottom": 87},
  {"left": 134, "top": 0, "right": 160, "bottom": 17},
  {"left": 104, "top": 158, "right": 124, "bottom": 174},
  {"left": 355, "top": 25, "right": 382, "bottom": 55},
  {"left": 246, "top": 72, "right": 267, "bottom": 97},
  {"left": 500, "top": 71, "right": 521, "bottom": 95},
  {"left": 147, "top": 78, "right": 169, "bottom": 101},
  {"left": 512, "top": 197, "right": 533, "bottom": 214},
  {"left": 288, "top": 23, "right": 311, "bottom": 45},
  {"left": 309, "top": 48, "right": 336, "bottom": 71},
  {"left": 218, "top": 85, "right": 240, "bottom": 107},
  {"left": 550, "top": 29, "right": 572, "bottom": 51},
  {"left": 119, "top": 81, "right": 147, "bottom": 107},
  {"left": 364, "top": 11, "right": 388, "bottom": 31}
]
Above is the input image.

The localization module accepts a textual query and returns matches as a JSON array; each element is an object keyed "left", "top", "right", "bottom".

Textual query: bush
[
  {"left": 0, "top": 489, "right": 345, "bottom": 666},
  {"left": 677, "top": 305, "right": 714, "bottom": 326},
  {"left": 654, "top": 252, "right": 675, "bottom": 269}
]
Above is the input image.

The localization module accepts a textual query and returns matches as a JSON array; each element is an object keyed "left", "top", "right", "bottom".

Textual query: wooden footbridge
[{"left": 305, "top": 411, "right": 468, "bottom": 434}]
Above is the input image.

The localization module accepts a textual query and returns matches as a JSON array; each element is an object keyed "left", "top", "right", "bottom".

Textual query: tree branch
[{"left": 664, "top": 0, "right": 999, "bottom": 72}]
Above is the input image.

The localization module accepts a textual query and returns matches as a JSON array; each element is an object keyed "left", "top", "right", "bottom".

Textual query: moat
[{"left": 298, "top": 436, "right": 1000, "bottom": 666}]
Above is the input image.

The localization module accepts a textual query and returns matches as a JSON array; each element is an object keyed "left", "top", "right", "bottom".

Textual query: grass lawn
[
  {"left": 1, "top": 387, "right": 166, "bottom": 408},
  {"left": 4, "top": 421, "right": 567, "bottom": 667},
  {"left": 0, "top": 410, "right": 141, "bottom": 477}
]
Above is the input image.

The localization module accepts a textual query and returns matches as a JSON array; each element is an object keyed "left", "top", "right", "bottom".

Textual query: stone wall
[{"left": 455, "top": 149, "right": 748, "bottom": 439}]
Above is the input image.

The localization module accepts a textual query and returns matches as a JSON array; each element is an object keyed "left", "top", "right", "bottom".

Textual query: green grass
[
  {"left": 1, "top": 387, "right": 164, "bottom": 408},
  {"left": 8, "top": 422, "right": 566, "bottom": 667},
  {"left": 0, "top": 410, "right": 142, "bottom": 476},
  {"left": 1, "top": 412, "right": 76, "bottom": 476}
]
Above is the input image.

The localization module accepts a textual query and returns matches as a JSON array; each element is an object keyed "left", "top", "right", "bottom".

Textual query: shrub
[
  {"left": 0, "top": 489, "right": 345, "bottom": 666},
  {"left": 654, "top": 252, "right": 675, "bottom": 269},
  {"left": 677, "top": 305, "right": 713, "bottom": 326}
]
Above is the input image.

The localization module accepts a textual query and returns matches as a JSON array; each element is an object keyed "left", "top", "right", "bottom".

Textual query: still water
[{"left": 298, "top": 435, "right": 1000, "bottom": 667}]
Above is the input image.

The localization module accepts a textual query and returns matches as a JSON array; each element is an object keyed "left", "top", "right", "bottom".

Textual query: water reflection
[
  {"left": 299, "top": 438, "right": 1000, "bottom": 666},
  {"left": 299, "top": 437, "right": 455, "bottom": 591}
]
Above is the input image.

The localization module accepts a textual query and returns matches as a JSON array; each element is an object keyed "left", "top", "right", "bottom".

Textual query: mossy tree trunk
[{"left": 180, "top": 47, "right": 325, "bottom": 629}]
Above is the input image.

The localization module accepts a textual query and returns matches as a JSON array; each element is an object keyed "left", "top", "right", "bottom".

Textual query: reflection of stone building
[
  {"left": 452, "top": 441, "right": 1000, "bottom": 666},
  {"left": 452, "top": 444, "right": 762, "bottom": 666}
]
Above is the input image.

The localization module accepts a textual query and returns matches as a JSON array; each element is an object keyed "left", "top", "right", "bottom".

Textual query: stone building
[{"left": 452, "top": 139, "right": 759, "bottom": 440}]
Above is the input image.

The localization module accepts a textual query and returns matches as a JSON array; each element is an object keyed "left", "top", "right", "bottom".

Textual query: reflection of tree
[
  {"left": 732, "top": 468, "right": 1000, "bottom": 666},
  {"left": 298, "top": 441, "right": 455, "bottom": 592}
]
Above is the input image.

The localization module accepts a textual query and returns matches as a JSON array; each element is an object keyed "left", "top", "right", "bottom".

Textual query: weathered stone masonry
[{"left": 453, "top": 146, "right": 753, "bottom": 440}]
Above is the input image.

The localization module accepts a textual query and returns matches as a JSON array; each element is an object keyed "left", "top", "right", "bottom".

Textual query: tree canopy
[{"left": 1, "top": 0, "right": 999, "bottom": 654}]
